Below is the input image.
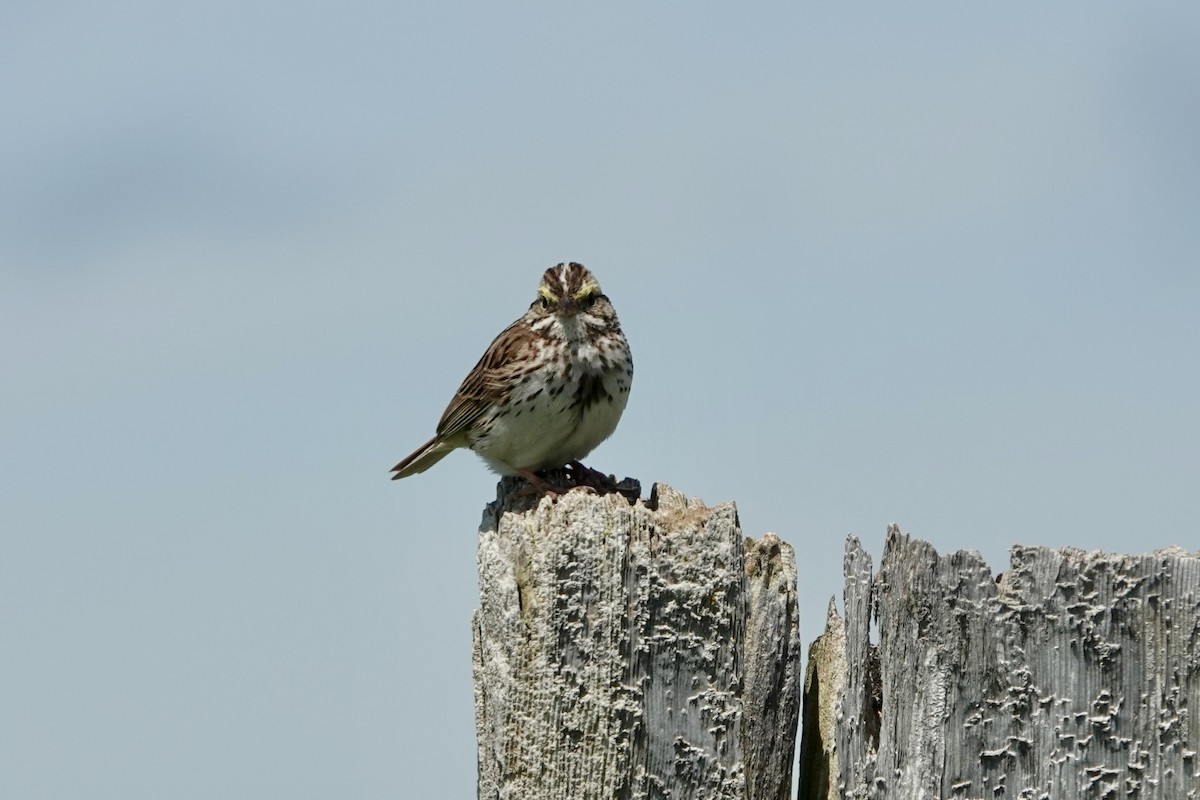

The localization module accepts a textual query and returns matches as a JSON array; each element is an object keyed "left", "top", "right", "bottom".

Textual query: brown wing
[{"left": 434, "top": 315, "right": 532, "bottom": 441}]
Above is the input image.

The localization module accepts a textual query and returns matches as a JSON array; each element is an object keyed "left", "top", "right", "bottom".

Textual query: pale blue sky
[{"left": 3, "top": 3, "right": 1198, "bottom": 798}]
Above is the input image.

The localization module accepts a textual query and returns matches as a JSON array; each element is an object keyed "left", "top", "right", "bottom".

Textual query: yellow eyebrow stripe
[{"left": 572, "top": 281, "right": 599, "bottom": 301}]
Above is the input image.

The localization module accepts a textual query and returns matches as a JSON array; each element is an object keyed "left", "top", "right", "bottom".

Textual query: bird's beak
[{"left": 559, "top": 297, "right": 577, "bottom": 316}]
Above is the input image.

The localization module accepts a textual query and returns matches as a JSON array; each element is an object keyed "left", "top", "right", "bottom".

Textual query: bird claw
[
  {"left": 507, "top": 463, "right": 638, "bottom": 504},
  {"left": 515, "top": 469, "right": 559, "bottom": 497},
  {"left": 567, "top": 461, "right": 617, "bottom": 492}
]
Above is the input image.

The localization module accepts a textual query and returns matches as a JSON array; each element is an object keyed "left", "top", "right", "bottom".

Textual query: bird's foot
[
  {"left": 569, "top": 462, "right": 642, "bottom": 503},
  {"left": 513, "top": 468, "right": 560, "bottom": 497},
  {"left": 510, "top": 465, "right": 640, "bottom": 504},
  {"left": 567, "top": 462, "right": 619, "bottom": 492}
]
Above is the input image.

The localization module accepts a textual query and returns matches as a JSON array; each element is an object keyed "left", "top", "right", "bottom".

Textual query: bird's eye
[
  {"left": 539, "top": 296, "right": 551, "bottom": 309},
  {"left": 580, "top": 292, "right": 597, "bottom": 308}
]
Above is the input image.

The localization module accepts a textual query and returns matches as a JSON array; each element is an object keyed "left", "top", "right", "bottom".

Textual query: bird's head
[{"left": 532, "top": 262, "right": 613, "bottom": 324}]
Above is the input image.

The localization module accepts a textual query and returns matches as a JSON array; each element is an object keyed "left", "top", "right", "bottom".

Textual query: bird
[{"left": 390, "top": 262, "right": 633, "bottom": 492}]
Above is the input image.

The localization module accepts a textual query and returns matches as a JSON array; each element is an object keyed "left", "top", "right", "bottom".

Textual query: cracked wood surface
[
  {"left": 473, "top": 481, "right": 801, "bottom": 800},
  {"left": 802, "top": 527, "right": 1200, "bottom": 800}
]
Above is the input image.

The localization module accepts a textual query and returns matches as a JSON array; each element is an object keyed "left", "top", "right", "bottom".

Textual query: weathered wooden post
[
  {"left": 472, "top": 480, "right": 802, "bottom": 800},
  {"left": 801, "top": 526, "right": 1200, "bottom": 800}
]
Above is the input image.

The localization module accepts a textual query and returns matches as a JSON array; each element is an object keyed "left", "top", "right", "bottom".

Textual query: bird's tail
[{"left": 390, "top": 436, "right": 457, "bottom": 480}]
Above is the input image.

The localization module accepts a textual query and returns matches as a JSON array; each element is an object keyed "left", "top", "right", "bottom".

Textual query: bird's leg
[{"left": 514, "top": 468, "right": 558, "bottom": 497}]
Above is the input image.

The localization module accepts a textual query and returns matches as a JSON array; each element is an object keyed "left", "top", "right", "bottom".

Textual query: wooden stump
[
  {"left": 801, "top": 526, "right": 1200, "bottom": 800},
  {"left": 473, "top": 481, "right": 802, "bottom": 800}
]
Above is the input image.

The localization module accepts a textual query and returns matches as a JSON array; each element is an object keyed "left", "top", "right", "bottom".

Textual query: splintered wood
[
  {"left": 804, "top": 527, "right": 1200, "bottom": 800},
  {"left": 472, "top": 483, "right": 801, "bottom": 800}
]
